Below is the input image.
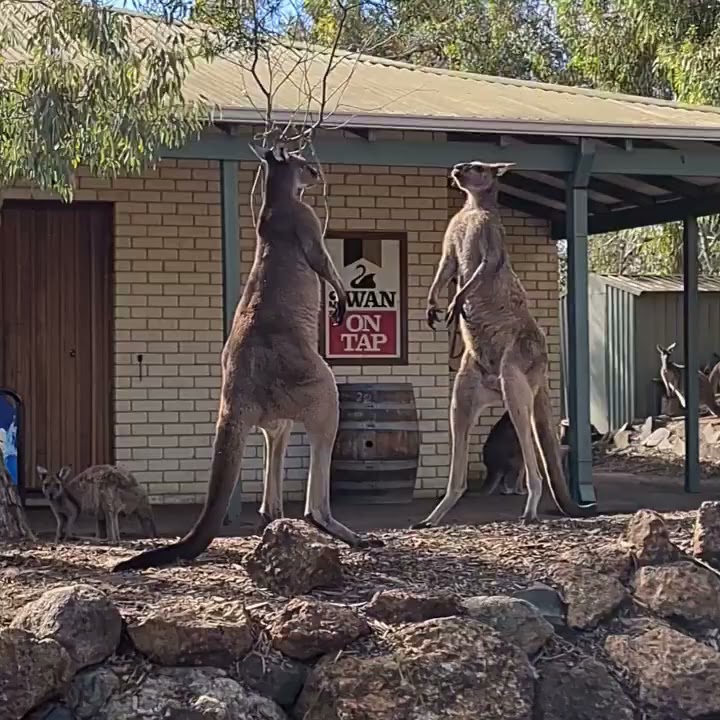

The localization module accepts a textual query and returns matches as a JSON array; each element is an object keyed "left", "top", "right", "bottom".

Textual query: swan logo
[{"left": 324, "top": 236, "right": 404, "bottom": 359}]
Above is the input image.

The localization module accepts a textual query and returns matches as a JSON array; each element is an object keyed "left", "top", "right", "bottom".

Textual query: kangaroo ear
[
  {"left": 656, "top": 345, "right": 664, "bottom": 354},
  {"left": 36, "top": 465, "right": 48, "bottom": 478},
  {"left": 58, "top": 465, "right": 72, "bottom": 481},
  {"left": 492, "top": 162, "right": 516, "bottom": 177},
  {"left": 667, "top": 341, "right": 676, "bottom": 353},
  {"left": 248, "top": 143, "right": 267, "bottom": 162}
]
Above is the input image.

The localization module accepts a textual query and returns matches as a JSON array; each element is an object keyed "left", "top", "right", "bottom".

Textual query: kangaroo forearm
[
  {"left": 455, "top": 261, "right": 485, "bottom": 297},
  {"left": 428, "top": 255, "right": 456, "bottom": 305}
]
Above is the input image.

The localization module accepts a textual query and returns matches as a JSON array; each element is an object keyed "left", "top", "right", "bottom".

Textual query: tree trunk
[{"left": 0, "top": 453, "right": 35, "bottom": 541}]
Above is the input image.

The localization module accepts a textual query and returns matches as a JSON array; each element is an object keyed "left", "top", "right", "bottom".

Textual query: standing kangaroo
[
  {"left": 113, "top": 145, "right": 380, "bottom": 572},
  {"left": 657, "top": 342, "right": 720, "bottom": 416},
  {"left": 414, "top": 160, "right": 596, "bottom": 528}
]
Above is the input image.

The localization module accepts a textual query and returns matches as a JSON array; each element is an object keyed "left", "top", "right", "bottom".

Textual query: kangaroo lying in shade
[
  {"left": 414, "top": 160, "right": 596, "bottom": 527},
  {"left": 657, "top": 342, "right": 720, "bottom": 417},
  {"left": 113, "top": 145, "right": 381, "bottom": 572}
]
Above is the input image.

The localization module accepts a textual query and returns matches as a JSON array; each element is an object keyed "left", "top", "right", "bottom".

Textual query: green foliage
[{"left": 0, "top": 0, "right": 206, "bottom": 200}]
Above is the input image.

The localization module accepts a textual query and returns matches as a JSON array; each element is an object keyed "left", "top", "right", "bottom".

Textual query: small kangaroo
[
  {"left": 112, "top": 144, "right": 380, "bottom": 573},
  {"left": 38, "top": 464, "right": 157, "bottom": 543},
  {"left": 657, "top": 342, "right": 720, "bottom": 417},
  {"left": 481, "top": 411, "right": 526, "bottom": 496}
]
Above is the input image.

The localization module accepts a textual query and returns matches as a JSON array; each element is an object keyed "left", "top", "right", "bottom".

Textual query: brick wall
[{"left": 7, "top": 141, "right": 562, "bottom": 504}]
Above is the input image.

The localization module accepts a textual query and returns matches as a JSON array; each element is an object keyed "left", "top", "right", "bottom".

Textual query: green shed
[{"left": 560, "top": 274, "right": 720, "bottom": 433}]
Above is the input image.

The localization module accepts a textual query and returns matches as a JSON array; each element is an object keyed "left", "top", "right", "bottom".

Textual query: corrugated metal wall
[{"left": 560, "top": 277, "right": 720, "bottom": 432}]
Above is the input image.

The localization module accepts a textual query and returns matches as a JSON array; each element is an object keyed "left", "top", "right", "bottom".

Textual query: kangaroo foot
[
  {"left": 303, "top": 512, "right": 382, "bottom": 549},
  {"left": 257, "top": 510, "right": 273, "bottom": 532},
  {"left": 520, "top": 514, "right": 540, "bottom": 526},
  {"left": 411, "top": 520, "right": 433, "bottom": 530}
]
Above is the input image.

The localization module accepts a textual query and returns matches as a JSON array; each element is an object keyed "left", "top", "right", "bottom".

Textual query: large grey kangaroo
[
  {"left": 113, "top": 145, "right": 381, "bottom": 572},
  {"left": 414, "top": 160, "right": 596, "bottom": 528}
]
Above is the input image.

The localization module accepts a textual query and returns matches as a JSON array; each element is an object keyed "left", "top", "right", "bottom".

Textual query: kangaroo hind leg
[
  {"left": 413, "top": 353, "right": 500, "bottom": 529},
  {"left": 301, "top": 368, "right": 382, "bottom": 549},
  {"left": 500, "top": 365, "right": 543, "bottom": 524},
  {"left": 258, "top": 419, "right": 293, "bottom": 529}
]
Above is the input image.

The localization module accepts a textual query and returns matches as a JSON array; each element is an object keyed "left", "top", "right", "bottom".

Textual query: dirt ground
[{"left": 0, "top": 511, "right": 699, "bottom": 631}]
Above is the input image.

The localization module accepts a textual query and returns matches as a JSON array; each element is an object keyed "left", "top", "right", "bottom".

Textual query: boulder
[
  {"left": 536, "top": 657, "right": 635, "bottom": 720},
  {"left": 643, "top": 427, "right": 669, "bottom": 447},
  {"left": 623, "top": 509, "right": 681, "bottom": 566},
  {"left": 10, "top": 585, "right": 122, "bottom": 671},
  {"left": 128, "top": 613, "right": 253, "bottom": 666},
  {"left": 364, "top": 589, "right": 463, "bottom": 624},
  {"left": 606, "top": 622, "right": 720, "bottom": 718},
  {"left": 0, "top": 628, "right": 73, "bottom": 720},
  {"left": 100, "top": 666, "right": 288, "bottom": 720},
  {"left": 511, "top": 583, "right": 565, "bottom": 626},
  {"left": 633, "top": 561, "right": 720, "bottom": 627},
  {"left": 462, "top": 595, "right": 554, "bottom": 654},
  {"left": 245, "top": 519, "right": 343, "bottom": 596},
  {"left": 548, "top": 564, "right": 627, "bottom": 630},
  {"left": 269, "top": 598, "right": 370, "bottom": 661},
  {"left": 692, "top": 500, "right": 720, "bottom": 562},
  {"left": 295, "top": 617, "right": 535, "bottom": 720},
  {"left": 237, "top": 652, "right": 307, "bottom": 709},
  {"left": 65, "top": 667, "right": 120, "bottom": 720}
]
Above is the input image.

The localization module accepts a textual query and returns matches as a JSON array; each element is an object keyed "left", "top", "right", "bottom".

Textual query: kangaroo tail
[
  {"left": 112, "top": 417, "right": 248, "bottom": 572},
  {"left": 533, "top": 385, "right": 597, "bottom": 518},
  {"left": 480, "top": 469, "right": 504, "bottom": 496}
]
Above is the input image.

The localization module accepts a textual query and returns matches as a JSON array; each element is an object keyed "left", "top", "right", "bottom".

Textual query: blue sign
[{"left": 0, "top": 393, "right": 19, "bottom": 486}]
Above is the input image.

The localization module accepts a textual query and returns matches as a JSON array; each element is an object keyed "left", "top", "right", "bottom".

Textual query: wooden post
[{"left": 565, "top": 139, "right": 597, "bottom": 504}]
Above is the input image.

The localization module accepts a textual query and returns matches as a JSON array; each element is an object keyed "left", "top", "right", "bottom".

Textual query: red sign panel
[{"left": 323, "top": 235, "right": 405, "bottom": 362}]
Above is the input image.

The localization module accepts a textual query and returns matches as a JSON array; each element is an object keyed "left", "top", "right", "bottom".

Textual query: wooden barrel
[{"left": 331, "top": 383, "right": 420, "bottom": 504}]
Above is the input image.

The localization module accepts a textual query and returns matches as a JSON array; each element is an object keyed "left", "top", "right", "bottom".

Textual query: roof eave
[{"left": 214, "top": 107, "right": 720, "bottom": 142}]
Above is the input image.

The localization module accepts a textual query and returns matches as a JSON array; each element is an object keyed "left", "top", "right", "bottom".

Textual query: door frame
[{"left": 1, "top": 199, "right": 116, "bottom": 500}]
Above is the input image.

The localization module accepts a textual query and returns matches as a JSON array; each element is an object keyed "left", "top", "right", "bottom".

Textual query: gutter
[{"left": 214, "top": 107, "right": 720, "bottom": 142}]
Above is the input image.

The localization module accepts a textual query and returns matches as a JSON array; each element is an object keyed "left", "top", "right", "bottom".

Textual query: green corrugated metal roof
[
  {"left": 7, "top": 4, "right": 720, "bottom": 139},
  {"left": 595, "top": 274, "right": 720, "bottom": 295}
]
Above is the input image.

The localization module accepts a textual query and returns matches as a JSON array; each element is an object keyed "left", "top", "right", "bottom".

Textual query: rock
[
  {"left": 364, "top": 589, "right": 463, "bottom": 623},
  {"left": 623, "top": 509, "right": 681, "bottom": 566},
  {"left": 295, "top": 617, "right": 534, "bottom": 720},
  {"left": 702, "top": 423, "right": 720, "bottom": 444},
  {"left": 548, "top": 564, "right": 627, "bottom": 630},
  {"left": 558, "top": 542, "right": 634, "bottom": 583},
  {"left": 537, "top": 657, "right": 635, "bottom": 720},
  {"left": 670, "top": 436, "right": 686, "bottom": 456},
  {"left": 613, "top": 429, "right": 630, "bottom": 450},
  {"left": 462, "top": 595, "right": 554, "bottom": 654},
  {"left": 64, "top": 667, "right": 120, "bottom": 719},
  {"left": 693, "top": 500, "right": 720, "bottom": 562},
  {"left": 633, "top": 561, "right": 720, "bottom": 627},
  {"left": 638, "top": 416, "right": 658, "bottom": 442},
  {"left": 100, "top": 666, "right": 287, "bottom": 720},
  {"left": 643, "top": 427, "right": 669, "bottom": 447},
  {"left": 606, "top": 622, "right": 720, "bottom": 718},
  {"left": 0, "top": 628, "right": 73, "bottom": 720},
  {"left": 10, "top": 585, "right": 122, "bottom": 671},
  {"left": 245, "top": 519, "right": 343, "bottom": 596},
  {"left": 269, "top": 598, "right": 370, "bottom": 661},
  {"left": 238, "top": 652, "right": 307, "bottom": 708},
  {"left": 512, "top": 583, "right": 566, "bottom": 626},
  {"left": 128, "top": 613, "right": 253, "bottom": 666}
]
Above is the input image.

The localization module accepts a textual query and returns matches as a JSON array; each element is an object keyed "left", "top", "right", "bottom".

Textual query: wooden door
[{"left": 0, "top": 201, "right": 113, "bottom": 492}]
